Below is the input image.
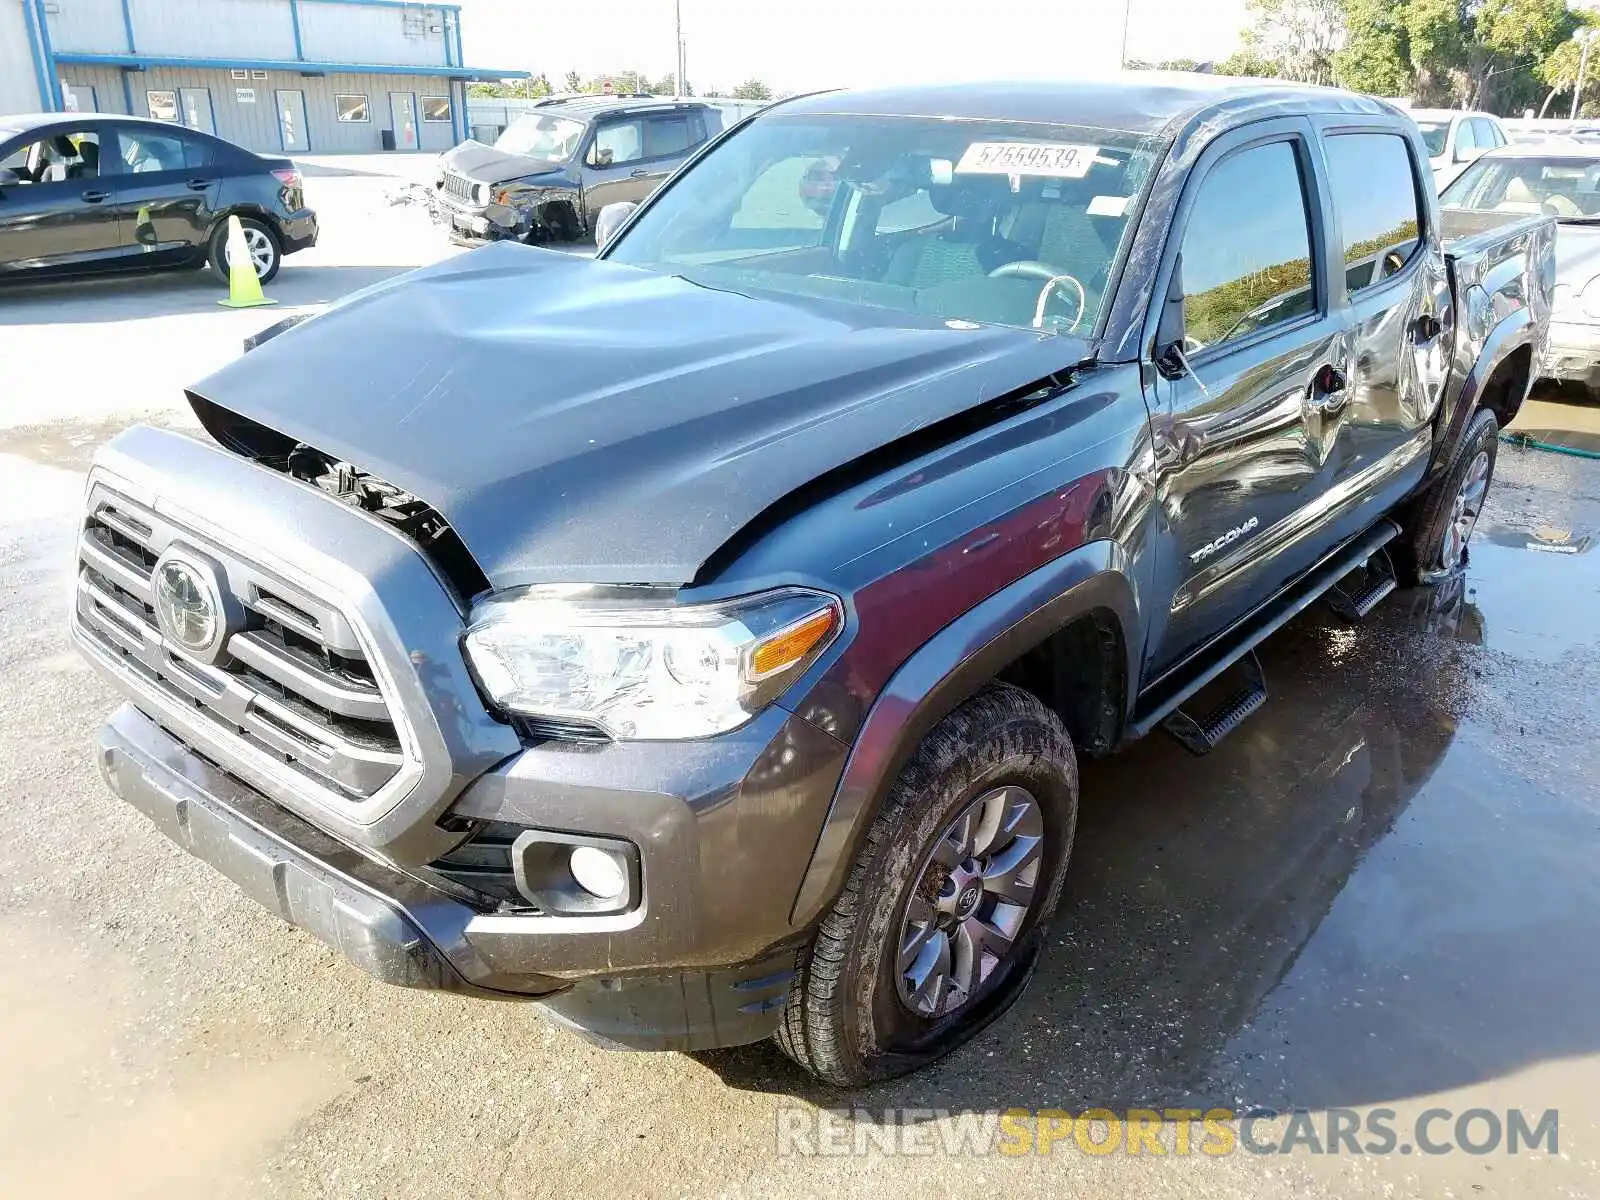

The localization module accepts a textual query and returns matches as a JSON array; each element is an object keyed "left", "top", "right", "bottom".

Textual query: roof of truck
[{"left": 775, "top": 74, "right": 1398, "bottom": 138}]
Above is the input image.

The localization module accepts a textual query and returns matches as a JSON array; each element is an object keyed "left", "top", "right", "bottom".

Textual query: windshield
[
  {"left": 1415, "top": 122, "right": 1449, "bottom": 157},
  {"left": 493, "top": 114, "right": 586, "bottom": 161},
  {"left": 604, "top": 113, "right": 1161, "bottom": 334},
  {"left": 1440, "top": 155, "right": 1600, "bottom": 221}
]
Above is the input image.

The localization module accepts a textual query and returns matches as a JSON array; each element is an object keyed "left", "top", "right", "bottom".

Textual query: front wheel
[
  {"left": 1395, "top": 408, "right": 1499, "bottom": 584},
  {"left": 208, "top": 217, "right": 281, "bottom": 285},
  {"left": 775, "top": 683, "right": 1078, "bottom": 1086}
]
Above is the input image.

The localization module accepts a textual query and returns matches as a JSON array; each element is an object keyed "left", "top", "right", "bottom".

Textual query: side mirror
[
  {"left": 594, "top": 201, "right": 638, "bottom": 250},
  {"left": 595, "top": 147, "right": 615, "bottom": 167},
  {"left": 0, "top": 168, "right": 20, "bottom": 188}
]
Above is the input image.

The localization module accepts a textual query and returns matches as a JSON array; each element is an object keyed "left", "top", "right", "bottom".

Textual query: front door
[
  {"left": 389, "top": 92, "right": 419, "bottom": 150},
  {"left": 1143, "top": 121, "right": 1344, "bottom": 677},
  {"left": 0, "top": 126, "right": 125, "bottom": 276},
  {"left": 276, "top": 89, "right": 308, "bottom": 153},
  {"left": 579, "top": 116, "right": 652, "bottom": 224},
  {"left": 179, "top": 88, "right": 216, "bottom": 135}
]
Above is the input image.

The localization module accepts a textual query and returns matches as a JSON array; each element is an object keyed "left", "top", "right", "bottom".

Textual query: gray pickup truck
[
  {"left": 74, "top": 77, "right": 1551, "bottom": 1087},
  {"left": 432, "top": 96, "right": 730, "bottom": 243}
]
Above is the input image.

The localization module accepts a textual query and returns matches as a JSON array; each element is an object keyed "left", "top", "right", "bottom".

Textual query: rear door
[
  {"left": 1309, "top": 124, "right": 1446, "bottom": 544},
  {"left": 1143, "top": 119, "right": 1344, "bottom": 676},
  {"left": 109, "top": 125, "right": 221, "bottom": 263},
  {"left": 0, "top": 125, "right": 125, "bottom": 276}
]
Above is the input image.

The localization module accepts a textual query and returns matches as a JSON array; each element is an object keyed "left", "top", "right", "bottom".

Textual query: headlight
[
  {"left": 473, "top": 181, "right": 490, "bottom": 206},
  {"left": 462, "top": 586, "right": 842, "bottom": 740}
]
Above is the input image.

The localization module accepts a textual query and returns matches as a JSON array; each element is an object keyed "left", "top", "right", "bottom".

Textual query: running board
[
  {"left": 1128, "top": 519, "right": 1402, "bottom": 749},
  {"left": 1161, "top": 651, "right": 1268, "bottom": 755},
  {"left": 1325, "top": 547, "right": 1398, "bottom": 621}
]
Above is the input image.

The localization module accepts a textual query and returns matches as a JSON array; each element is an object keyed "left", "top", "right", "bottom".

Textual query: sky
[{"left": 454, "top": 0, "right": 1255, "bottom": 94}]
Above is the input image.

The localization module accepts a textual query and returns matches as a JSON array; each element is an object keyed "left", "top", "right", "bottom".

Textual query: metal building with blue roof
[{"left": 1, "top": 0, "right": 527, "bottom": 153}]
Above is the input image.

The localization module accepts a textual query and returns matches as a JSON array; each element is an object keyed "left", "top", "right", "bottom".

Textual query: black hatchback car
[{"left": 0, "top": 113, "right": 317, "bottom": 284}]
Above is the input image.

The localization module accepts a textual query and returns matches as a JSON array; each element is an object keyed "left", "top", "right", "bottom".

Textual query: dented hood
[
  {"left": 437, "top": 140, "right": 566, "bottom": 185},
  {"left": 193, "top": 241, "right": 1090, "bottom": 589}
]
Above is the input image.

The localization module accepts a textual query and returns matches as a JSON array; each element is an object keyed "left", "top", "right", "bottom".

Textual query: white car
[{"left": 1409, "top": 108, "right": 1509, "bottom": 190}]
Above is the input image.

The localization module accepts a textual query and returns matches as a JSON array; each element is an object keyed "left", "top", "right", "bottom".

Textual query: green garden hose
[{"left": 1500, "top": 432, "right": 1600, "bottom": 461}]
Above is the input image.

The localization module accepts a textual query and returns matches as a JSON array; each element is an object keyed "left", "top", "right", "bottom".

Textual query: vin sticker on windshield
[{"left": 955, "top": 142, "right": 1099, "bottom": 178}]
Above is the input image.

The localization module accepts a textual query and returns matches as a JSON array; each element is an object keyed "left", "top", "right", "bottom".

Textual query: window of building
[
  {"left": 336, "top": 94, "right": 370, "bottom": 123},
  {"left": 146, "top": 90, "right": 178, "bottom": 122},
  {"left": 588, "top": 119, "right": 643, "bottom": 167},
  {"left": 1180, "top": 139, "right": 1317, "bottom": 353},
  {"left": 1324, "top": 133, "right": 1423, "bottom": 294},
  {"left": 421, "top": 96, "right": 451, "bottom": 123},
  {"left": 231, "top": 68, "right": 249, "bottom": 80}
]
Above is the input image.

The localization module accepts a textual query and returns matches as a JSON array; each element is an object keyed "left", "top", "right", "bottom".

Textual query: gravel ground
[{"left": 1, "top": 163, "right": 1598, "bottom": 1199}]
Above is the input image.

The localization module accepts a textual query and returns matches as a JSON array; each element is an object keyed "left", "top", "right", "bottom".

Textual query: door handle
[
  {"left": 185, "top": 178, "right": 212, "bottom": 191},
  {"left": 1307, "top": 363, "right": 1348, "bottom": 411},
  {"left": 81, "top": 189, "right": 108, "bottom": 203},
  {"left": 628, "top": 168, "right": 649, "bottom": 178}
]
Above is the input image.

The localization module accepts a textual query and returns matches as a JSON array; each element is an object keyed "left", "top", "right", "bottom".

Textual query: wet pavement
[{"left": 2, "top": 222, "right": 1599, "bottom": 1196}]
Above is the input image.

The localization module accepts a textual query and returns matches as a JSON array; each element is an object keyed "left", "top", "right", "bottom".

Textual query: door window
[
  {"left": 588, "top": 119, "right": 643, "bottom": 167},
  {"left": 1180, "top": 139, "right": 1317, "bottom": 353},
  {"left": 117, "top": 130, "right": 187, "bottom": 173},
  {"left": 1453, "top": 119, "right": 1476, "bottom": 160},
  {"left": 0, "top": 130, "right": 101, "bottom": 183},
  {"left": 1324, "top": 132, "right": 1422, "bottom": 293},
  {"left": 1472, "top": 118, "right": 1503, "bottom": 149},
  {"left": 643, "top": 113, "right": 696, "bottom": 159}
]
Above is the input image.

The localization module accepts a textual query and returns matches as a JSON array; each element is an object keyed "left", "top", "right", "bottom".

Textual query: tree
[
  {"left": 1333, "top": 0, "right": 1412, "bottom": 97},
  {"left": 1236, "top": 0, "right": 1346, "bottom": 85},
  {"left": 563, "top": 70, "right": 582, "bottom": 93},
  {"left": 731, "top": 78, "right": 773, "bottom": 100},
  {"left": 1125, "top": 57, "right": 1204, "bottom": 71},
  {"left": 1217, "top": 47, "right": 1285, "bottom": 77}
]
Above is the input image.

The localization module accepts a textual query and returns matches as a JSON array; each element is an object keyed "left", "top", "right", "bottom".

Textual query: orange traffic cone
[{"left": 217, "top": 214, "right": 277, "bottom": 309}]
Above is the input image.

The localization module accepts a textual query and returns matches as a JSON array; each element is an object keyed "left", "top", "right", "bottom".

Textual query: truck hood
[
  {"left": 192, "top": 241, "right": 1091, "bottom": 590},
  {"left": 438, "top": 140, "right": 565, "bottom": 185}
]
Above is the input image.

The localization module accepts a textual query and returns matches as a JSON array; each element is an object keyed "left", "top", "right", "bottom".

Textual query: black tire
[
  {"left": 775, "top": 683, "right": 1078, "bottom": 1086},
  {"left": 1394, "top": 408, "right": 1499, "bottom": 584},
  {"left": 207, "top": 216, "right": 281, "bottom": 286}
]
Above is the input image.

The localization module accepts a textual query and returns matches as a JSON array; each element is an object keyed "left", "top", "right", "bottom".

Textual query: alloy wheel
[
  {"left": 1441, "top": 449, "right": 1490, "bottom": 569},
  {"left": 895, "top": 785, "right": 1045, "bottom": 1019},
  {"left": 227, "top": 227, "right": 276, "bottom": 278}
]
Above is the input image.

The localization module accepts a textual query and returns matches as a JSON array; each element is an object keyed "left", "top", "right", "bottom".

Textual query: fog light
[{"left": 569, "top": 846, "right": 628, "bottom": 900}]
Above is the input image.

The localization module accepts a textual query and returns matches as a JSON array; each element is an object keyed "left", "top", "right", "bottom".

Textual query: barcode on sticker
[{"left": 955, "top": 141, "right": 1099, "bottom": 179}]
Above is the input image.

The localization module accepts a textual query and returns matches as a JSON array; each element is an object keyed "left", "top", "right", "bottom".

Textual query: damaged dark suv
[
  {"left": 432, "top": 96, "right": 727, "bottom": 243},
  {"left": 75, "top": 77, "right": 1551, "bottom": 1086}
]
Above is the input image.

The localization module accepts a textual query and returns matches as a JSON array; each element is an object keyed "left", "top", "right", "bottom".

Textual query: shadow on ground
[
  {"left": 0, "top": 264, "right": 417, "bottom": 325},
  {"left": 696, "top": 495, "right": 1600, "bottom": 1117}
]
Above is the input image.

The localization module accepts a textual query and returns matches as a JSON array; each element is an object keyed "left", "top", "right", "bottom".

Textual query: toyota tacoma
[{"left": 73, "top": 77, "right": 1552, "bottom": 1086}]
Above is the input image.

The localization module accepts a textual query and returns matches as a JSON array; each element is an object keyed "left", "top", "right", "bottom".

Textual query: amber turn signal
[{"left": 747, "top": 607, "right": 839, "bottom": 681}]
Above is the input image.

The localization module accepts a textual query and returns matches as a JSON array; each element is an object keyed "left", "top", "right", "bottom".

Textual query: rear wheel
[
  {"left": 208, "top": 217, "right": 281, "bottom": 285},
  {"left": 1395, "top": 408, "right": 1499, "bottom": 584},
  {"left": 775, "top": 683, "right": 1078, "bottom": 1086}
]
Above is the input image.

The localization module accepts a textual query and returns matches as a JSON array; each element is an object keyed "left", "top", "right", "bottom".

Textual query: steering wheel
[{"left": 988, "top": 260, "right": 1087, "bottom": 331}]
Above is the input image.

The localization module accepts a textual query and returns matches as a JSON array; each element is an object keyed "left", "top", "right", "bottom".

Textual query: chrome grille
[
  {"left": 442, "top": 171, "right": 478, "bottom": 203},
  {"left": 74, "top": 490, "right": 406, "bottom": 804}
]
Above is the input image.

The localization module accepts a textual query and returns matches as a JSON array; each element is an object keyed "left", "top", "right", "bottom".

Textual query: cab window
[
  {"left": 1324, "top": 133, "right": 1422, "bottom": 293},
  {"left": 1180, "top": 139, "right": 1317, "bottom": 352}
]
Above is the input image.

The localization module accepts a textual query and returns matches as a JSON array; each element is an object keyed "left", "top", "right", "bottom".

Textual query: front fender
[
  {"left": 1431, "top": 290, "right": 1535, "bottom": 482},
  {"left": 788, "top": 541, "right": 1137, "bottom": 927}
]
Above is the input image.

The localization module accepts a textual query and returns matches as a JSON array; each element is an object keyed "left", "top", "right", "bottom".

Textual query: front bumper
[
  {"left": 100, "top": 703, "right": 807, "bottom": 1048},
  {"left": 430, "top": 193, "right": 517, "bottom": 242},
  {"left": 1540, "top": 319, "right": 1600, "bottom": 388}
]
